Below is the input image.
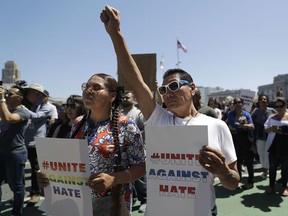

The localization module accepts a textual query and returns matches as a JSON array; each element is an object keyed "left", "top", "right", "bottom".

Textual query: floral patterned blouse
[{"left": 71, "top": 113, "right": 145, "bottom": 210}]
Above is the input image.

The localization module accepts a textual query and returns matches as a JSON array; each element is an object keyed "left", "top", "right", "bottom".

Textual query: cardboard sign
[
  {"left": 35, "top": 138, "right": 93, "bottom": 216},
  {"left": 240, "top": 89, "right": 256, "bottom": 112},
  {"left": 144, "top": 126, "right": 212, "bottom": 216}
]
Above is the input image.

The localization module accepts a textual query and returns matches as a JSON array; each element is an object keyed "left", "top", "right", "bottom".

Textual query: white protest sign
[
  {"left": 35, "top": 138, "right": 93, "bottom": 216},
  {"left": 144, "top": 126, "right": 212, "bottom": 216},
  {"left": 240, "top": 89, "right": 256, "bottom": 112}
]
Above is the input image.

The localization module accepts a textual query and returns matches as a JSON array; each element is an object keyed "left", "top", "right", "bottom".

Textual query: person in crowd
[
  {"left": 227, "top": 98, "right": 255, "bottom": 189},
  {"left": 38, "top": 73, "right": 146, "bottom": 215},
  {"left": 264, "top": 98, "right": 288, "bottom": 196},
  {"left": 121, "top": 90, "right": 145, "bottom": 139},
  {"left": 222, "top": 97, "right": 234, "bottom": 123},
  {"left": 100, "top": 5, "right": 239, "bottom": 215},
  {"left": 43, "top": 90, "right": 58, "bottom": 131},
  {"left": 121, "top": 90, "right": 146, "bottom": 213},
  {"left": 52, "top": 95, "right": 86, "bottom": 138},
  {"left": 24, "top": 83, "right": 51, "bottom": 205},
  {"left": 251, "top": 94, "right": 275, "bottom": 178},
  {"left": 276, "top": 90, "right": 284, "bottom": 98},
  {"left": 0, "top": 85, "right": 30, "bottom": 216},
  {"left": 208, "top": 97, "right": 222, "bottom": 119},
  {"left": 193, "top": 90, "right": 218, "bottom": 118},
  {"left": 46, "top": 103, "right": 66, "bottom": 137}
]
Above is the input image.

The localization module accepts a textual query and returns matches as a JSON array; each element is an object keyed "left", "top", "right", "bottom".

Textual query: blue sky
[{"left": 1, "top": 0, "right": 288, "bottom": 98}]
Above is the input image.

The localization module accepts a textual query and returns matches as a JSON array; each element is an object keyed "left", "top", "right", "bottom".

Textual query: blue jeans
[{"left": 0, "top": 151, "right": 27, "bottom": 216}]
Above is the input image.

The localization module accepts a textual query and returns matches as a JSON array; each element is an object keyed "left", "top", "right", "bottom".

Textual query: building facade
[
  {"left": 1, "top": 61, "right": 21, "bottom": 84},
  {"left": 208, "top": 89, "right": 241, "bottom": 104},
  {"left": 258, "top": 74, "right": 288, "bottom": 102},
  {"left": 197, "top": 86, "right": 224, "bottom": 104}
]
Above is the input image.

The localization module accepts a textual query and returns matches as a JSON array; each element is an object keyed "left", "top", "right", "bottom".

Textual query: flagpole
[
  {"left": 177, "top": 44, "right": 180, "bottom": 68},
  {"left": 176, "top": 37, "right": 180, "bottom": 68}
]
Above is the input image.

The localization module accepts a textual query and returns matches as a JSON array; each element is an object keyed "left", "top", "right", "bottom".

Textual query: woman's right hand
[{"left": 37, "top": 171, "right": 50, "bottom": 188}]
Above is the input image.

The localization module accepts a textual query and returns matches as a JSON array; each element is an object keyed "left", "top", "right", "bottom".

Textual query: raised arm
[
  {"left": 0, "top": 86, "right": 22, "bottom": 123},
  {"left": 100, "top": 6, "right": 156, "bottom": 120}
]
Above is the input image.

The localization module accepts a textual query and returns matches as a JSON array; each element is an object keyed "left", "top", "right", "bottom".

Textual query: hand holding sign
[
  {"left": 37, "top": 171, "right": 50, "bottom": 188},
  {"left": 88, "top": 172, "right": 115, "bottom": 192},
  {"left": 198, "top": 145, "right": 228, "bottom": 176}
]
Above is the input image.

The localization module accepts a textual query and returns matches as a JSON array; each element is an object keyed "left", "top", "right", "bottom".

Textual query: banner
[
  {"left": 145, "top": 126, "right": 212, "bottom": 216},
  {"left": 240, "top": 89, "right": 256, "bottom": 112},
  {"left": 35, "top": 138, "right": 93, "bottom": 216}
]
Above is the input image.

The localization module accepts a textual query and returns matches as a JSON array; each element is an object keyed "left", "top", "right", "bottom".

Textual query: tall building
[
  {"left": 258, "top": 74, "right": 288, "bottom": 101},
  {"left": 1, "top": 61, "right": 21, "bottom": 84}
]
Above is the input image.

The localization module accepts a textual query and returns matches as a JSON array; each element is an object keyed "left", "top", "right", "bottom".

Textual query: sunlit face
[
  {"left": 122, "top": 92, "right": 134, "bottom": 108},
  {"left": 208, "top": 98, "right": 216, "bottom": 107},
  {"left": 234, "top": 99, "right": 243, "bottom": 111},
  {"left": 82, "top": 75, "right": 116, "bottom": 111},
  {"left": 64, "top": 100, "right": 79, "bottom": 121},
  {"left": 161, "top": 74, "right": 194, "bottom": 114},
  {"left": 259, "top": 96, "right": 268, "bottom": 107},
  {"left": 274, "top": 101, "right": 286, "bottom": 114},
  {"left": 5, "top": 88, "right": 22, "bottom": 105}
]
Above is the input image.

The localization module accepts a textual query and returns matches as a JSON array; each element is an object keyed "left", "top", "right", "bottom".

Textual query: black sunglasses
[
  {"left": 158, "top": 80, "right": 190, "bottom": 96},
  {"left": 63, "top": 104, "right": 76, "bottom": 109},
  {"left": 58, "top": 109, "right": 65, "bottom": 113}
]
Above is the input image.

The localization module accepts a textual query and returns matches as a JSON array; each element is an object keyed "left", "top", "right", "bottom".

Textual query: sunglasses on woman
[
  {"left": 158, "top": 80, "right": 190, "bottom": 96},
  {"left": 63, "top": 104, "right": 76, "bottom": 109}
]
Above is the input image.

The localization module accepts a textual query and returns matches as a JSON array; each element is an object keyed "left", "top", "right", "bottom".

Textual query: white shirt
[{"left": 145, "top": 103, "right": 237, "bottom": 210}]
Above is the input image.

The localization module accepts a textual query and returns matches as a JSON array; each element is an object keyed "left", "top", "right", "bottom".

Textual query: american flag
[{"left": 177, "top": 40, "right": 188, "bottom": 53}]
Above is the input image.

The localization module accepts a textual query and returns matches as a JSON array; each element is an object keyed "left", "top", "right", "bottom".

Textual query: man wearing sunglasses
[
  {"left": 101, "top": 6, "right": 239, "bottom": 216},
  {"left": 0, "top": 85, "right": 30, "bottom": 216}
]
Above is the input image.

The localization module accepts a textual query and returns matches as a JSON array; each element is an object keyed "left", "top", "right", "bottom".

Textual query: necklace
[{"left": 173, "top": 112, "right": 199, "bottom": 125}]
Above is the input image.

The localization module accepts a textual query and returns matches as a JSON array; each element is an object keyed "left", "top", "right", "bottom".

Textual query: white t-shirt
[
  {"left": 145, "top": 103, "right": 237, "bottom": 210},
  {"left": 214, "top": 107, "right": 223, "bottom": 120},
  {"left": 264, "top": 115, "right": 288, "bottom": 152}
]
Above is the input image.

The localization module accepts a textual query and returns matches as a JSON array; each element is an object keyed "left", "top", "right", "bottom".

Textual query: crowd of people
[{"left": 1, "top": 5, "right": 288, "bottom": 216}]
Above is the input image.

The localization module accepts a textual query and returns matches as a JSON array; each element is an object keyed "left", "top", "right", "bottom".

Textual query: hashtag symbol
[{"left": 42, "top": 161, "right": 49, "bottom": 170}]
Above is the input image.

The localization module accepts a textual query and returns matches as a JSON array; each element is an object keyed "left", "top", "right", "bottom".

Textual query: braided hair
[{"left": 95, "top": 73, "right": 124, "bottom": 215}]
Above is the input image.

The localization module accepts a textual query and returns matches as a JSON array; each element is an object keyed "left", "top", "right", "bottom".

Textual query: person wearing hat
[
  {"left": 0, "top": 84, "right": 30, "bottom": 216},
  {"left": 24, "top": 83, "right": 51, "bottom": 204}
]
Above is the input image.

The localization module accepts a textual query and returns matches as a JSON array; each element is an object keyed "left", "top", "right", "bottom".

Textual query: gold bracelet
[{"left": 124, "top": 169, "right": 132, "bottom": 182}]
